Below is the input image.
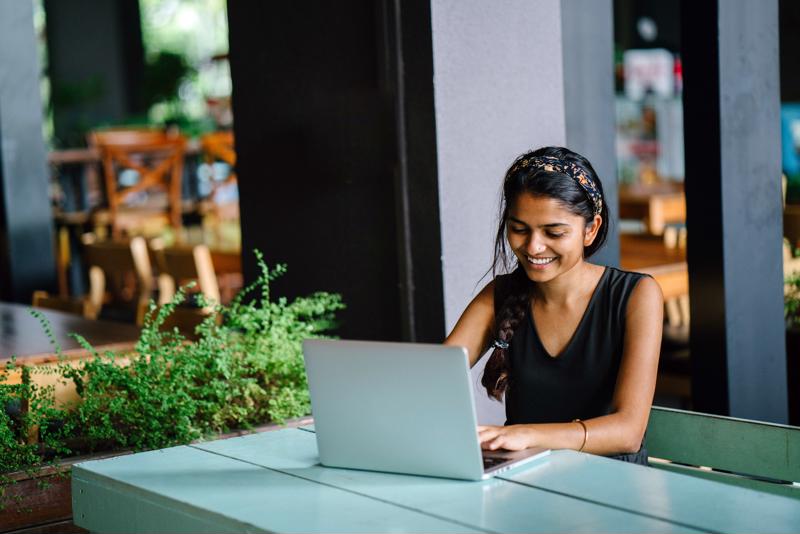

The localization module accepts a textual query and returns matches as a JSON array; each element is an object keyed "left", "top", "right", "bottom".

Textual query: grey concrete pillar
[
  {"left": 0, "top": 0, "right": 56, "bottom": 302},
  {"left": 431, "top": 0, "right": 617, "bottom": 423}
]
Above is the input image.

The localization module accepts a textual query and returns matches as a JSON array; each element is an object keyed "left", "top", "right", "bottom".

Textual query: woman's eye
[
  {"left": 547, "top": 232, "right": 565, "bottom": 238},
  {"left": 510, "top": 226, "right": 528, "bottom": 234}
]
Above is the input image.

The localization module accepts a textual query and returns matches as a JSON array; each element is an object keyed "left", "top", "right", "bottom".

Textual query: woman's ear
[{"left": 583, "top": 214, "right": 603, "bottom": 246}]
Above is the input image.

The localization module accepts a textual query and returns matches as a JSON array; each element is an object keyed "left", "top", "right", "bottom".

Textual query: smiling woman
[{"left": 445, "top": 146, "right": 663, "bottom": 465}]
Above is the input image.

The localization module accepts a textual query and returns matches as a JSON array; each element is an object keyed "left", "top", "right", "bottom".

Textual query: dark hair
[{"left": 481, "top": 146, "right": 609, "bottom": 401}]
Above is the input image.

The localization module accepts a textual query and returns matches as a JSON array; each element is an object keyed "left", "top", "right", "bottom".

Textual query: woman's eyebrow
[{"left": 508, "top": 216, "right": 569, "bottom": 228}]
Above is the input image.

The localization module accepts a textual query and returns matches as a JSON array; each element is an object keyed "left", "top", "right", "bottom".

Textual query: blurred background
[{"left": 1, "top": 0, "right": 798, "bottom": 430}]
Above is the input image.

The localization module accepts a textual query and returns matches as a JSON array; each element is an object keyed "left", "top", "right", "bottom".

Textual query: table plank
[
  {"left": 191, "top": 429, "right": 702, "bottom": 533},
  {"left": 73, "top": 444, "right": 483, "bottom": 533},
  {"left": 619, "top": 234, "right": 688, "bottom": 299},
  {"left": 0, "top": 302, "right": 140, "bottom": 362},
  {"left": 618, "top": 183, "right": 686, "bottom": 235},
  {"left": 502, "top": 449, "right": 800, "bottom": 534},
  {"left": 619, "top": 234, "right": 685, "bottom": 270}
]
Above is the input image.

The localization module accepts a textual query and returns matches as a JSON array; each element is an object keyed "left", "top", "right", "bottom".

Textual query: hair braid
[{"left": 481, "top": 288, "right": 530, "bottom": 401}]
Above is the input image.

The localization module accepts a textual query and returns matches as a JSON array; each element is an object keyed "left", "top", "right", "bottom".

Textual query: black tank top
[{"left": 493, "top": 265, "right": 649, "bottom": 464}]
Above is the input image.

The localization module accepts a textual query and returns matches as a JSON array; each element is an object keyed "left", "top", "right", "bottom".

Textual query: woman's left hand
[{"left": 477, "top": 424, "right": 533, "bottom": 451}]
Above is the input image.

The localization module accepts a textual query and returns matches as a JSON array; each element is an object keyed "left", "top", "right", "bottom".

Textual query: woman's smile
[{"left": 525, "top": 254, "right": 558, "bottom": 269}]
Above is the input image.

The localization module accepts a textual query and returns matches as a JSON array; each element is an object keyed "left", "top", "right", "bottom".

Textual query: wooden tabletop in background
[
  {"left": 619, "top": 233, "right": 685, "bottom": 270},
  {"left": 0, "top": 302, "right": 140, "bottom": 362},
  {"left": 620, "top": 234, "right": 688, "bottom": 300}
]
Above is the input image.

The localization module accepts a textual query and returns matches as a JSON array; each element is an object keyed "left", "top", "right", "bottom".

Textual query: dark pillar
[
  {"left": 227, "top": 2, "right": 444, "bottom": 342},
  {"left": 44, "top": 0, "right": 145, "bottom": 147},
  {"left": 682, "top": 0, "right": 787, "bottom": 422},
  {"left": 0, "top": 0, "right": 56, "bottom": 302},
  {"left": 562, "top": 0, "right": 619, "bottom": 268},
  {"left": 382, "top": 1, "right": 445, "bottom": 342}
]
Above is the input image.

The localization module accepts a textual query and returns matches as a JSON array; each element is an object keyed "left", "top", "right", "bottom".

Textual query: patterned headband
[{"left": 508, "top": 155, "right": 603, "bottom": 216}]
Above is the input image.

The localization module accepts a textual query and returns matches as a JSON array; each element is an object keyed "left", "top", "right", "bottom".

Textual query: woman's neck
[{"left": 533, "top": 260, "right": 600, "bottom": 306}]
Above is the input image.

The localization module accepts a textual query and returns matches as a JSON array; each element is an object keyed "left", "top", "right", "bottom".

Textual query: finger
[
  {"left": 478, "top": 429, "right": 499, "bottom": 444},
  {"left": 489, "top": 436, "right": 505, "bottom": 451}
]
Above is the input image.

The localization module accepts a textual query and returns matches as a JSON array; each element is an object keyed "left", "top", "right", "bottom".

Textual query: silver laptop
[{"left": 303, "top": 339, "right": 550, "bottom": 480}]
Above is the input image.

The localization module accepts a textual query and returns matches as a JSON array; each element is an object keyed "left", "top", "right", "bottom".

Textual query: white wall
[{"left": 430, "top": 0, "right": 570, "bottom": 424}]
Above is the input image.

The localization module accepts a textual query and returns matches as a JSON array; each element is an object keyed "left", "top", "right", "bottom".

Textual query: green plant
[
  {"left": 0, "top": 251, "right": 344, "bottom": 508},
  {"left": 787, "top": 272, "right": 800, "bottom": 329},
  {"left": 0, "top": 314, "right": 74, "bottom": 509}
]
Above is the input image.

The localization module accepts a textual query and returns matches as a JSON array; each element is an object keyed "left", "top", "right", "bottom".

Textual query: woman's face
[{"left": 506, "top": 192, "right": 601, "bottom": 282}]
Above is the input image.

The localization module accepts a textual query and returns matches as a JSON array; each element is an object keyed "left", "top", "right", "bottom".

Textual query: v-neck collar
[{"left": 528, "top": 266, "right": 609, "bottom": 359}]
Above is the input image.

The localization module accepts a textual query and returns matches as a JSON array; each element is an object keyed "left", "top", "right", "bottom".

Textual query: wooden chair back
[
  {"left": 82, "top": 235, "right": 154, "bottom": 325},
  {"left": 151, "top": 242, "right": 221, "bottom": 311},
  {"left": 89, "top": 128, "right": 186, "bottom": 236},
  {"left": 32, "top": 290, "right": 96, "bottom": 319},
  {"left": 200, "top": 131, "right": 235, "bottom": 165},
  {"left": 647, "top": 406, "right": 800, "bottom": 499},
  {"left": 200, "top": 131, "right": 235, "bottom": 168},
  {"left": 146, "top": 241, "right": 222, "bottom": 337},
  {"left": 200, "top": 130, "right": 237, "bottom": 200}
]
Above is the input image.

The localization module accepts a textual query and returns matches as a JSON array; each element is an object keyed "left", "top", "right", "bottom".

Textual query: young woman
[{"left": 445, "top": 146, "right": 663, "bottom": 464}]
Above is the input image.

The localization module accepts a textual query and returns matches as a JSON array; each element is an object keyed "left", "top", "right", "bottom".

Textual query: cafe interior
[{"left": 1, "top": 0, "right": 800, "bottom": 531}]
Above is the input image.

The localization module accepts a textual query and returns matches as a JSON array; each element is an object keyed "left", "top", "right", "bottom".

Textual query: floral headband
[{"left": 508, "top": 155, "right": 603, "bottom": 216}]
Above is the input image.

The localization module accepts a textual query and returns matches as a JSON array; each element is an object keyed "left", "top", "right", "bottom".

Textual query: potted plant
[
  {"left": 0, "top": 251, "right": 344, "bottom": 530},
  {"left": 786, "top": 270, "right": 800, "bottom": 426}
]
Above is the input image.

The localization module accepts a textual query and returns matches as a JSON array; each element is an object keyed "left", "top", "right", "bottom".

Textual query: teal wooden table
[{"left": 72, "top": 427, "right": 800, "bottom": 533}]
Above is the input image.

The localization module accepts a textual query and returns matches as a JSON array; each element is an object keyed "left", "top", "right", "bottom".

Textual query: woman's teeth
[{"left": 527, "top": 255, "right": 556, "bottom": 265}]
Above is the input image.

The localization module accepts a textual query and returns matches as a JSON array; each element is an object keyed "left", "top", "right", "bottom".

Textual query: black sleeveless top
[{"left": 494, "top": 266, "right": 649, "bottom": 465}]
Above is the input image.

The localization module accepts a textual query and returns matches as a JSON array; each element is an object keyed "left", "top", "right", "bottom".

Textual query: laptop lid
[{"left": 303, "top": 339, "right": 487, "bottom": 480}]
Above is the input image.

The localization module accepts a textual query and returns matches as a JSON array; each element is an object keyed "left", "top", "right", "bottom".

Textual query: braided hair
[{"left": 481, "top": 146, "right": 609, "bottom": 401}]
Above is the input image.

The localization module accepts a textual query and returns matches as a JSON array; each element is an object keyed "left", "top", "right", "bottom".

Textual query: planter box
[
  {"left": 2, "top": 342, "right": 137, "bottom": 410},
  {"left": 0, "top": 417, "right": 312, "bottom": 534},
  {"left": 0, "top": 451, "right": 123, "bottom": 534}
]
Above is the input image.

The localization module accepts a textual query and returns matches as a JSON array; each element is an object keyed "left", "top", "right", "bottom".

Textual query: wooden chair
[
  {"left": 647, "top": 406, "right": 800, "bottom": 500},
  {"left": 199, "top": 131, "right": 239, "bottom": 227},
  {"left": 151, "top": 243, "right": 220, "bottom": 308},
  {"left": 32, "top": 290, "right": 96, "bottom": 319},
  {"left": 82, "top": 235, "right": 154, "bottom": 325},
  {"left": 650, "top": 229, "right": 692, "bottom": 406},
  {"left": 199, "top": 130, "right": 236, "bottom": 196},
  {"left": 89, "top": 128, "right": 187, "bottom": 237},
  {"left": 148, "top": 241, "right": 222, "bottom": 338}
]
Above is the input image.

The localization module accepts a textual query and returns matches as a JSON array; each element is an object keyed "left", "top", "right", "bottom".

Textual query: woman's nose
[{"left": 527, "top": 237, "right": 547, "bottom": 255}]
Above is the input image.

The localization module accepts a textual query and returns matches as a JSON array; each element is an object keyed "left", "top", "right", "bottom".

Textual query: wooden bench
[{"left": 647, "top": 406, "right": 800, "bottom": 499}]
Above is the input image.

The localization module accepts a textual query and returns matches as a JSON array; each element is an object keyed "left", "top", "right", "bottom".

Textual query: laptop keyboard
[{"left": 482, "top": 456, "right": 508, "bottom": 469}]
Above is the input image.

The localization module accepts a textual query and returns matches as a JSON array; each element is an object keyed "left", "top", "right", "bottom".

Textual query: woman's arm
[
  {"left": 444, "top": 281, "right": 496, "bottom": 368},
  {"left": 479, "top": 276, "right": 664, "bottom": 454}
]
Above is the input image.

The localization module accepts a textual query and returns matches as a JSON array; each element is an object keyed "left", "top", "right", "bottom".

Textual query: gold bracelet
[{"left": 572, "top": 418, "right": 588, "bottom": 452}]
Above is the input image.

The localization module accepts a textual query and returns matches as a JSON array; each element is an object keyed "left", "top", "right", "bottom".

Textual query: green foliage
[
  {"left": 786, "top": 272, "right": 800, "bottom": 329},
  {"left": 0, "top": 251, "right": 344, "bottom": 500},
  {"left": 143, "top": 51, "right": 193, "bottom": 108}
]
